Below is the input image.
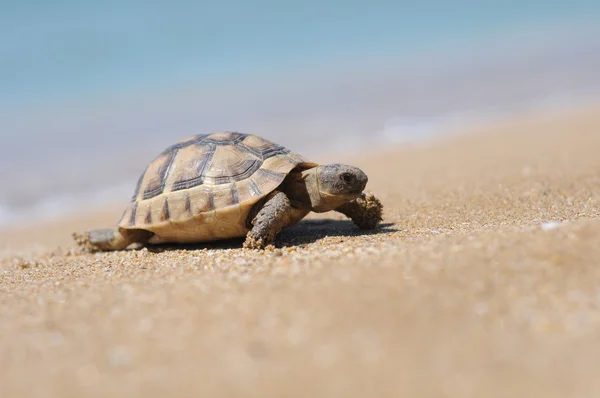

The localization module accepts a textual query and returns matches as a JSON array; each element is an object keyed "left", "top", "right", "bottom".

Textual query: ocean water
[{"left": 1, "top": 1, "right": 600, "bottom": 227}]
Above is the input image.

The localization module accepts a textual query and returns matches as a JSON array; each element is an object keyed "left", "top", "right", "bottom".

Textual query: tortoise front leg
[
  {"left": 244, "top": 191, "right": 295, "bottom": 250},
  {"left": 335, "top": 192, "right": 383, "bottom": 230}
]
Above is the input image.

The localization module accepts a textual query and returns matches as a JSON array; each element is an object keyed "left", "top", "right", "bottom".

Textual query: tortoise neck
[
  {"left": 284, "top": 167, "right": 339, "bottom": 213},
  {"left": 281, "top": 167, "right": 319, "bottom": 211}
]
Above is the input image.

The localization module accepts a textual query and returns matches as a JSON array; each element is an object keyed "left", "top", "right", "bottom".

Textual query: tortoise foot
[
  {"left": 336, "top": 192, "right": 384, "bottom": 230},
  {"left": 243, "top": 234, "right": 276, "bottom": 250}
]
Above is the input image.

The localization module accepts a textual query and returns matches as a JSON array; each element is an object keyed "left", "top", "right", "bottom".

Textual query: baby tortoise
[{"left": 73, "top": 132, "right": 383, "bottom": 251}]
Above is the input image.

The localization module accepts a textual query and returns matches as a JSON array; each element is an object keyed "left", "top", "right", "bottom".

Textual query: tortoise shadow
[{"left": 144, "top": 220, "right": 398, "bottom": 252}]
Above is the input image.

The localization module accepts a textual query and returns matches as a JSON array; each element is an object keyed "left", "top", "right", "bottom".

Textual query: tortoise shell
[{"left": 117, "top": 131, "right": 317, "bottom": 244}]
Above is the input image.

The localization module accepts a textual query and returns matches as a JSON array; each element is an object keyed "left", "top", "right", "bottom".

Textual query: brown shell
[{"left": 116, "top": 132, "right": 317, "bottom": 243}]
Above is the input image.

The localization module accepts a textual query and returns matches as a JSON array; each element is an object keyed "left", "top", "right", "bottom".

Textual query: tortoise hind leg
[{"left": 73, "top": 228, "right": 153, "bottom": 252}]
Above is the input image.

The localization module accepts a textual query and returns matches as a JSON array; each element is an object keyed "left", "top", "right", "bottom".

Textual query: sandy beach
[{"left": 2, "top": 104, "right": 600, "bottom": 397}]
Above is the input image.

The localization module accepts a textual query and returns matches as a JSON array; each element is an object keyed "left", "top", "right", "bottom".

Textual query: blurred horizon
[
  {"left": 1, "top": 1, "right": 600, "bottom": 226},
  {"left": 3, "top": 1, "right": 599, "bottom": 108}
]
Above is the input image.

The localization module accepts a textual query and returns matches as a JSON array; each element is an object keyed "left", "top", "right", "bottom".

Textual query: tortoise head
[{"left": 303, "top": 164, "right": 368, "bottom": 212}]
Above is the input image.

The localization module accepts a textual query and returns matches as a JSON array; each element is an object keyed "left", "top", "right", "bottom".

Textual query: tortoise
[{"left": 73, "top": 131, "right": 383, "bottom": 251}]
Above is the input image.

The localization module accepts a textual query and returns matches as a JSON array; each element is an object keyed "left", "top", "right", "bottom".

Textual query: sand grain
[{"left": 2, "top": 105, "right": 600, "bottom": 397}]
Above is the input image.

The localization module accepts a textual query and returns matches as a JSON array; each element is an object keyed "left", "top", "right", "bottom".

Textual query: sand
[{"left": 2, "top": 104, "right": 600, "bottom": 397}]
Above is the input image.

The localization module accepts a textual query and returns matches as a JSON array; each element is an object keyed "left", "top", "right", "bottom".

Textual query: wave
[
  {"left": 379, "top": 89, "right": 600, "bottom": 145},
  {"left": 2, "top": 20, "right": 600, "bottom": 229},
  {"left": 0, "top": 181, "right": 134, "bottom": 228},
  {"left": 2, "top": 89, "right": 599, "bottom": 229}
]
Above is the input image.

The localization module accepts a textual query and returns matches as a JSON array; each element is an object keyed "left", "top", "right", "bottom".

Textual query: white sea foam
[
  {"left": 2, "top": 90, "right": 598, "bottom": 230},
  {"left": 2, "top": 21, "right": 600, "bottom": 229},
  {"left": 379, "top": 89, "right": 600, "bottom": 145},
  {"left": 0, "top": 204, "right": 14, "bottom": 227},
  {"left": 0, "top": 181, "right": 135, "bottom": 228}
]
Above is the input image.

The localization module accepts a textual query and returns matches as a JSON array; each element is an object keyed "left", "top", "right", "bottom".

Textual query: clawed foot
[
  {"left": 336, "top": 192, "right": 384, "bottom": 230},
  {"left": 243, "top": 234, "right": 276, "bottom": 250},
  {"left": 355, "top": 192, "right": 384, "bottom": 229}
]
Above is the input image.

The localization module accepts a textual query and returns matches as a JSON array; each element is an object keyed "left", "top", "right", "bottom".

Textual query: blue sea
[{"left": 1, "top": 1, "right": 600, "bottom": 227}]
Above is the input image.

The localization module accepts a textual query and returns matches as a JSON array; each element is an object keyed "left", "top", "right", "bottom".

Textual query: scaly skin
[
  {"left": 243, "top": 191, "right": 296, "bottom": 250},
  {"left": 73, "top": 164, "right": 383, "bottom": 252},
  {"left": 335, "top": 192, "right": 383, "bottom": 230},
  {"left": 73, "top": 228, "right": 152, "bottom": 252}
]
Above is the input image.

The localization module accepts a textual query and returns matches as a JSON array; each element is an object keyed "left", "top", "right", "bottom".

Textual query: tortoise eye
[{"left": 340, "top": 173, "right": 354, "bottom": 184}]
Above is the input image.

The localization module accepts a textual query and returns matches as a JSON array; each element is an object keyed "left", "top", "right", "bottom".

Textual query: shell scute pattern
[
  {"left": 116, "top": 132, "right": 316, "bottom": 243},
  {"left": 201, "top": 144, "right": 262, "bottom": 185},
  {"left": 165, "top": 142, "right": 215, "bottom": 192},
  {"left": 140, "top": 150, "right": 177, "bottom": 200}
]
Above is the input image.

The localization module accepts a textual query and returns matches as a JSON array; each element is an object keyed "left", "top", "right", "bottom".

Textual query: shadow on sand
[{"left": 144, "top": 219, "right": 398, "bottom": 252}]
